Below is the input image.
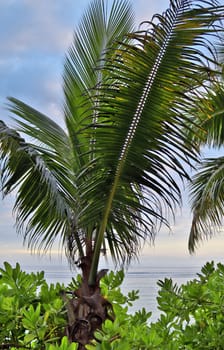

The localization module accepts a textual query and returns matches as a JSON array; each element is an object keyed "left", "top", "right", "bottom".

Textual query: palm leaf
[
  {"left": 189, "top": 157, "right": 224, "bottom": 252},
  {"left": 0, "top": 120, "right": 84, "bottom": 255},
  {"left": 63, "top": 0, "right": 134, "bottom": 168},
  {"left": 187, "top": 64, "right": 224, "bottom": 252},
  {"left": 185, "top": 81, "right": 224, "bottom": 148},
  {"left": 0, "top": 0, "right": 135, "bottom": 263},
  {"left": 83, "top": 0, "right": 224, "bottom": 283},
  {"left": 1, "top": 0, "right": 224, "bottom": 284}
]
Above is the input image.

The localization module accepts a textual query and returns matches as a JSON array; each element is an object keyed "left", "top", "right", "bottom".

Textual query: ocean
[{"left": 24, "top": 263, "right": 199, "bottom": 322}]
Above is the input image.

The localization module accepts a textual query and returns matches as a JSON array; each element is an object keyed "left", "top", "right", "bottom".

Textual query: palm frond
[
  {"left": 202, "top": 86, "right": 224, "bottom": 148},
  {"left": 84, "top": 0, "right": 224, "bottom": 283},
  {"left": 7, "top": 97, "right": 68, "bottom": 152},
  {"left": 1, "top": 0, "right": 224, "bottom": 281},
  {"left": 63, "top": 0, "right": 134, "bottom": 165},
  {"left": 185, "top": 81, "right": 224, "bottom": 148},
  {"left": 0, "top": 120, "right": 84, "bottom": 257},
  {"left": 0, "top": 0, "right": 135, "bottom": 264},
  {"left": 189, "top": 157, "right": 224, "bottom": 253}
]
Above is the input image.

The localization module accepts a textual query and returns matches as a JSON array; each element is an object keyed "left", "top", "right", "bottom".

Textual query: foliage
[
  {"left": 0, "top": 262, "right": 66, "bottom": 349},
  {"left": 0, "top": 263, "right": 140, "bottom": 349},
  {"left": 1, "top": 0, "right": 224, "bottom": 287},
  {"left": 2, "top": 261, "right": 224, "bottom": 349},
  {"left": 186, "top": 29, "right": 224, "bottom": 252},
  {"left": 87, "top": 261, "right": 224, "bottom": 350},
  {"left": 1, "top": 0, "right": 224, "bottom": 346},
  {"left": 46, "top": 337, "right": 78, "bottom": 350}
]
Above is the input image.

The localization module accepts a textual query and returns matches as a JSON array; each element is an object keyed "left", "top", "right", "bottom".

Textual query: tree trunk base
[{"left": 63, "top": 266, "right": 113, "bottom": 348}]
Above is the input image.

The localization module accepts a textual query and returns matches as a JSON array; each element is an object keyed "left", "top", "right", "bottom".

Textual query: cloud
[
  {"left": 133, "top": 0, "right": 170, "bottom": 25},
  {"left": 1, "top": 0, "right": 224, "bottom": 268},
  {"left": 0, "top": 0, "right": 91, "bottom": 124},
  {"left": 0, "top": 0, "right": 171, "bottom": 62},
  {"left": 0, "top": 0, "right": 171, "bottom": 124},
  {"left": 0, "top": 0, "right": 88, "bottom": 57}
]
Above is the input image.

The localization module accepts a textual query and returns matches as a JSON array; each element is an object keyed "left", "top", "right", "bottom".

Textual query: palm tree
[
  {"left": 0, "top": 0, "right": 223, "bottom": 347},
  {"left": 188, "top": 65, "right": 224, "bottom": 252}
]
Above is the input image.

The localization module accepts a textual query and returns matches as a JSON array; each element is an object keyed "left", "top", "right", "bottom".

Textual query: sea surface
[{"left": 24, "top": 263, "right": 200, "bottom": 322}]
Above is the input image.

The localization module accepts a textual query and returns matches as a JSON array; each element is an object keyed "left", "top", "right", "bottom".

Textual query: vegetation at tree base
[
  {"left": 1, "top": 0, "right": 224, "bottom": 347},
  {"left": 1, "top": 261, "right": 224, "bottom": 349}
]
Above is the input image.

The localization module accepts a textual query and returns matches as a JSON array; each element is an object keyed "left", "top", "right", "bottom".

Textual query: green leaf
[
  {"left": 1, "top": 0, "right": 224, "bottom": 285},
  {"left": 47, "top": 336, "right": 78, "bottom": 350}
]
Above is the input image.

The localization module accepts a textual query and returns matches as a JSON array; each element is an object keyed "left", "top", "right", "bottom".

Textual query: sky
[{"left": 0, "top": 0, "right": 224, "bottom": 271}]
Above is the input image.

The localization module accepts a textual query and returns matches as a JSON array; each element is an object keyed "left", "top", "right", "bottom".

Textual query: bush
[
  {"left": 87, "top": 261, "right": 224, "bottom": 350},
  {"left": 1, "top": 261, "right": 224, "bottom": 349},
  {"left": 0, "top": 262, "right": 66, "bottom": 349}
]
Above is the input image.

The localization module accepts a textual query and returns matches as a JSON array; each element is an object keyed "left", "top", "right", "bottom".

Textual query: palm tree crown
[{"left": 0, "top": 0, "right": 224, "bottom": 286}]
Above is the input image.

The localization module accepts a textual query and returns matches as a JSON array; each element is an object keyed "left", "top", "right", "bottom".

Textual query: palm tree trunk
[{"left": 63, "top": 255, "right": 112, "bottom": 349}]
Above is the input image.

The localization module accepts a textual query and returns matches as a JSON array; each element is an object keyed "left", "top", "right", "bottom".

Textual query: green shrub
[
  {"left": 87, "top": 261, "right": 224, "bottom": 350},
  {"left": 1, "top": 261, "right": 224, "bottom": 349},
  {"left": 0, "top": 262, "right": 66, "bottom": 349}
]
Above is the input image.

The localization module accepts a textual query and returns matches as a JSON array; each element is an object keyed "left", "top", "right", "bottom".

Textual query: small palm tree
[{"left": 0, "top": 0, "right": 223, "bottom": 347}]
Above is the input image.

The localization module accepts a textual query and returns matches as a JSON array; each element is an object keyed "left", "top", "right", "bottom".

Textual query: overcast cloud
[{"left": 1, "top": 0, "right": 224, "bottom": 269}]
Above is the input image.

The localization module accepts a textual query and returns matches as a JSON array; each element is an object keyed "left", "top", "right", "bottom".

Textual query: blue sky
[{"left": 0, "top": 0, "right": 224, "bottom": 270}]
